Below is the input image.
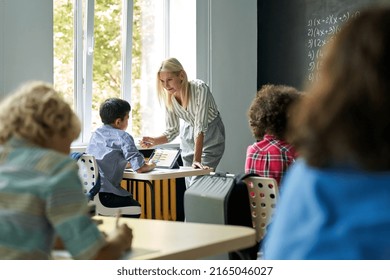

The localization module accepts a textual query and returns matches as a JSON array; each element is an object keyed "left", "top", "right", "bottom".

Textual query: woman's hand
[
  {"left": 192, "top": 161, "right": 209, "bottom": 169},
  {"left": 140, "top": 135, "right": 169, "bottom": 148},
  {"left": 140, "top": 137, "right": 155, "bottom": 148}
]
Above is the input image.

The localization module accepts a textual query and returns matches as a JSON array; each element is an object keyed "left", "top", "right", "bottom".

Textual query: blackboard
[{"left": 257, "top": 0, "right": 390, "bottom": 91}]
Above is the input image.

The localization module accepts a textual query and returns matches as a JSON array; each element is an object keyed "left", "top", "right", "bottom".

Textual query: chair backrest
[
  {"left": 76, "top": 154, "right": 100, "bottom": 201},
  {"left": 243, "top": 176, "right": 279, "bottom": 242}
]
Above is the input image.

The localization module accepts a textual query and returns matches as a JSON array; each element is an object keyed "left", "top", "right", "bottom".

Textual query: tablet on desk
[{"left": 149, "top": 148, "right": 181, "bottom": 169}]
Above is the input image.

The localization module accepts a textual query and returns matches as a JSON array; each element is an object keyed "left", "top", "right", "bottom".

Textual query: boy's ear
[{"left": 113, "top": 118, "right": 122, "bottom": 128}]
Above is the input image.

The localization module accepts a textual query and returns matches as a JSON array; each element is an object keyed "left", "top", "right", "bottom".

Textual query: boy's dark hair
[{"left": 99, "top": 98, "right": 131, "bottom": 125}]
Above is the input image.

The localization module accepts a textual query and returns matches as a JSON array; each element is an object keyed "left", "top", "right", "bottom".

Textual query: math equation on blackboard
[{"left": 306, "top": 11, "right": 360, "bottom": 82}]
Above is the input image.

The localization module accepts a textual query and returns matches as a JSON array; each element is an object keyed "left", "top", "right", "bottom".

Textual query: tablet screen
[{"left": 149, "top": 148, "right": 181, "bottom": 169}]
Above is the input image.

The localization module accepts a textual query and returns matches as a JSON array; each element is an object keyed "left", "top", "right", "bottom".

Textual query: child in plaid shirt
[{"left": 245, "top": 84, "right": 301, "bottom": 186}]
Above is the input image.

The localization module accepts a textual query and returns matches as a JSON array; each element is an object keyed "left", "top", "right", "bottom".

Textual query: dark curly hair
[
  {"left": 288, "top": 6, "right": 390, "bottom": 170},
  {"left": 248, "top": 84, "right": 301, "bottom": 140}
]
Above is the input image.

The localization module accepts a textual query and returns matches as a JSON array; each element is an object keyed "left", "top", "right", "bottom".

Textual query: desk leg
[
  {"left": 146, "top": 180, "right": 155, "bottom": 219},
  {"left": 169, "top": 179, "right": 177, "bottom": 221},
  {"left": 154, "top": 180, "right": 162, "bottom": 220},
  {"left": 162, "top": 179, "right": 170, "bottom": 220}
]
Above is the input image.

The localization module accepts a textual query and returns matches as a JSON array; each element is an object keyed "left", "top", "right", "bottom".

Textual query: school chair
[
  {"left": 77, "top": 154, "right": 141, "bottom": 217},
  {"left": 242, "top": 175, "right": 279, "bottom": 258},
  {"left": 184, "top": 173, "right": 278, "bottom": 259}
]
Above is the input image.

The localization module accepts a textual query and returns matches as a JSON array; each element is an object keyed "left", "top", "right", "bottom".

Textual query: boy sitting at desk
[{"left": 87, "top": 98, "right": 155, "bottom": 217}]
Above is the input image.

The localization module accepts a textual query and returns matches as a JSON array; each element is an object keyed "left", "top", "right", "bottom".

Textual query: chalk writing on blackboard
[{"left": 306, "top": 11, "right": 360, "bottom": 82}]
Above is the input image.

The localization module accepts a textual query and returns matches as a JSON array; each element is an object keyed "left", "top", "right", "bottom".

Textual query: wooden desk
[
  {"left": 123, "top": 167, "right": 212, "bottom": 219},
  {"left": 98, "top": 216, "right": 256, "bottom": 260},
  {"left": 123, "top": 166, "right": 212, "bottom": 180}
]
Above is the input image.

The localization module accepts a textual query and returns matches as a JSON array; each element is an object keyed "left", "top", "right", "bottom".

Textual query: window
[
  {"left": 53, "top": 0, "right": 75, "bottom": 108},
  {"left": 53, "top": 0, "right": 196, "bottom": 145}
]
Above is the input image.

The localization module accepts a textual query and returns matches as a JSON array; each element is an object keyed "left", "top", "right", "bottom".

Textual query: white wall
[
  {"left": 0, "top": 0, "right": 53, "bottom": 97},
  {"left": 197, "top": 0, "right": 257, "bottom": 174}
]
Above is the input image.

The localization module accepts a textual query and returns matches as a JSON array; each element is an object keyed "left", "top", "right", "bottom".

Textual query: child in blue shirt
[{"left": 87, "top": 98, "right": 155, "bottom": 217}]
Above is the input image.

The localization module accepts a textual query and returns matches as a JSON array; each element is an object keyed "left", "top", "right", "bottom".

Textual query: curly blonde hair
[{"left": 0, "top": 81, "right": 81, "bottom": 146}]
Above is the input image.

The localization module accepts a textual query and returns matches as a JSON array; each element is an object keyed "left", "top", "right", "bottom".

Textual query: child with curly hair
[{"left": 245, "top": 84, "right": 301, "bottom": 185}]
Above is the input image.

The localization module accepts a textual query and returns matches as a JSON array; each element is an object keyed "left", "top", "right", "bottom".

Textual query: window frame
[{"left": 67, "top": 0, "right": 197, "bottom": 146}]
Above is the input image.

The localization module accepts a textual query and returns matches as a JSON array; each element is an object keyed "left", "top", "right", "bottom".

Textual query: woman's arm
[
  {"left": 192, "top": 132, "right": 209, "bottom": 169},
  {"left": 191, "top": 82, "right": 211, "bottom": 169},
  {"left": 193, "top": 132, "right": 204, "bottom": 163},
  {"left": 140, "top": 135, "right": 169, "bottom": 148}
]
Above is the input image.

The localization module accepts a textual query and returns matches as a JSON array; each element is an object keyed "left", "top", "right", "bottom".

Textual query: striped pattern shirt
[
  {"left": 245, "top": 134, "right": 297, "bottom": 186},
  {"left": 163, "top": 79, "right": 220, "bottom": 141},
  {"left": 0, "top": 137, "right": 105, "bottom": 259}
]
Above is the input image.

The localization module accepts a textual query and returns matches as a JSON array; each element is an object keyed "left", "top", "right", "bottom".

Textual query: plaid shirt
[{"left": 245, "top": 134, "right": 297, "bottom": 186}]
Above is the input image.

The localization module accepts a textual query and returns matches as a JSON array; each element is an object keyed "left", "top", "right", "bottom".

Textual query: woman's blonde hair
[
  {"left": 0, "top": 81, "right": 81, "bottom": 146},
  {"left": 156, "top": 57, "right": 190, "bottom": 110}
]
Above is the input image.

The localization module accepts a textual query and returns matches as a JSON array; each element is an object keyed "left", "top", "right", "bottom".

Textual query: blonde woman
[
  {"left": 141, "top": 58, "right": 225, "bottom": 174},
  {"left": 0, "top": 81, "right": 132, "bottom": 259}
]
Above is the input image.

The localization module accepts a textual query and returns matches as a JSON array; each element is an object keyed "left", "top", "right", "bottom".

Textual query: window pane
[
  {"left": 169, "top": 0, "right": 196, "bottom": 79},
  {"left": 134, "top": 0, "right": 196, "bottom": 139},
  {"left": 91, "top": 0, "right": 123, "bottom": 132},
  {"left": 132, "top": 0, "right": 165, "bottom": 138},
  {"left": 53, "top": 0, "right": 74, "bottom": 108}
]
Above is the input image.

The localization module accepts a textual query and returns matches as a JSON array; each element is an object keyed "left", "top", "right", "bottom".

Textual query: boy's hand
[
  {"left": 107, "top": 224, "right": 133, "bottom": 251},
  {"left": 147, "top": 162, "right": 156, "bottom": 171},
  {"left": 136, "top": 162, "right": 156, "bottom": 173}
]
